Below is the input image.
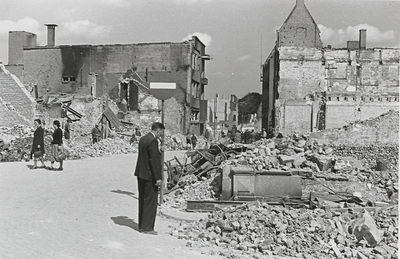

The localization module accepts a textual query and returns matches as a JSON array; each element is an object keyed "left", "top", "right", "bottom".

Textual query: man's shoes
[
  {"left": 57, "top": 167, "right": 63, "bottom": 171},
  {"left": 142, "top": 230, "right": 158, "bottom": 235},
  {"left": 31, "top": 166, "right": 38, "bottom": 169}
]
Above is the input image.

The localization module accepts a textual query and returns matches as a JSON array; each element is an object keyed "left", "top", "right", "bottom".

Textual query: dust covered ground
[{"left": 0, "top": 151, "right": 224, "bottom": 259}]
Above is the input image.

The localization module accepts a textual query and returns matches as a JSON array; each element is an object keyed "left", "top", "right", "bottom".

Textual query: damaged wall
[
  {"left": 0, "top": 64, "right": 36, "bottom": 126},
  {"left": 310, "top": 110, "right": 399, "bottom": 146},
  {"left": 16, "top": 41, "right": 203, "bottom": 133},
  {"left": 264, "top": 47, "right": 399, "bottom": 135}
]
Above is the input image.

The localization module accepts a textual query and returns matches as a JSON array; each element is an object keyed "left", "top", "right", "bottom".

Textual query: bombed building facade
[
  {"left": 6, "top": 25, "right": 210, "bottom": 134},
  {"left": 261, "top": 0, "right": 399, "bottom": 135},
  {"left": 207, "top": 94, "right": 239, "bottom": 131}
]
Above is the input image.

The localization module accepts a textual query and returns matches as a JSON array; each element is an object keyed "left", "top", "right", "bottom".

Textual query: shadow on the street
[
  {"left": 111, "top": 216, "right": 140, "bottom": 232},
  {"left": 26, "top": 165, "right": 46, "bottom": 170},
  {"left": 110, "top": 189, "right": 137, "bottom": 199}
]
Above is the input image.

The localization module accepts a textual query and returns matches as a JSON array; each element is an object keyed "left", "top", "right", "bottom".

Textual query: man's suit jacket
[{"left": 134, "top": 132, "right": 162, "bottom": 182}]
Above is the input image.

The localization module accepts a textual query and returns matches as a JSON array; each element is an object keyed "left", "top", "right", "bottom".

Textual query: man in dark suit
[{"left": 134, "top": 122, "right": 165, "bottom": 235}]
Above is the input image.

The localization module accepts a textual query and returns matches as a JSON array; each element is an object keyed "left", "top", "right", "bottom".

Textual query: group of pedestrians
[
  {"left": 226, "top": 126, "right": 280, "bottom": 144},
  {"left": 185, "top": 133, "right": 197, "bottom": 149},
  {"left": 30, "top": 119, "right": 66, "bottom": 171}
]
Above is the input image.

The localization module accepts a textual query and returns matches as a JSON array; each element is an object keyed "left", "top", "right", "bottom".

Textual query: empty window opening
[{"left": 62, "top": 77, "right": 76, "bottom": 83}]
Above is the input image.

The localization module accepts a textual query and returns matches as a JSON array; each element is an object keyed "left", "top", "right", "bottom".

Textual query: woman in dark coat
[
  {"left": 49, "top": 120, "right": 64, "bottom": 171},
  {"left": 31, "top": 119, "right": 46, "bottom": 169}
]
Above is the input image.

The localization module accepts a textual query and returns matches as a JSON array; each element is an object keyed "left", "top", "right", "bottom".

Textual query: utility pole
[{"left": 214, "top": 93, "right": 217, "bottom": 140}]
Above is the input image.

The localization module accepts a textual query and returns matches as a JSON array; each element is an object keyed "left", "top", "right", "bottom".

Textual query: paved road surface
[{"left": 0, "top": 152, "right": 221, "bottom": 259}]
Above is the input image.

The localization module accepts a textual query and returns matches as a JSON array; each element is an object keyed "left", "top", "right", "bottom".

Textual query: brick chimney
[
  {"left": 359, "top": 29, "right": 366, "bottom": 50},
  {"left": 45, "top": 24, "right": 58, "bottom": 47}
]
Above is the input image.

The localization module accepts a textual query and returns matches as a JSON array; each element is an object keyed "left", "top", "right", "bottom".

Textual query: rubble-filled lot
[
  {"left": 160, "top": 113, "right": 398, "bottom": 259},
  {"left": 169, "top": 202, "right": 398, "bottom": 259},
  {"left": 161, "top": 135, "right": 398, "bottom": 258}
]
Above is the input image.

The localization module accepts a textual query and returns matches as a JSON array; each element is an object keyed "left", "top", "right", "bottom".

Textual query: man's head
[
  {"left": 34, "top": 119, "right": 42, "bottom": 127},
  {"left": 151, "top": 122, "right": 165, "bottom": 138}
]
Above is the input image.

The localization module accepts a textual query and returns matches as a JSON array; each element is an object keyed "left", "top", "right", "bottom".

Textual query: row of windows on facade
[
  {"left": 191, "top": 81, "right": 201, "bottom": 98},
  {"left": 299, "top": 59, "right": 388, "bottom": 67},
  {"left": 327, "top": 96, "right": 399, "bottom": 102},
  {"left": 191, "top": 53, "right": 202, "bottom": 71}
]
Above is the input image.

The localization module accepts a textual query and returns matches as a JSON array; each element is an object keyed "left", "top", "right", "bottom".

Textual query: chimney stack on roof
[
  {"left": 359, "top": 29, "right": 367, "bottom": 50},
  {"left": 45, "top": 24, "right": 58, "bottom": 47}
]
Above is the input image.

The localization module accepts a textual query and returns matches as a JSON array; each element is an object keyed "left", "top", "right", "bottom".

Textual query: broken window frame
[{"left": 62, "top": 76, "right": 76, "bottom": 83}]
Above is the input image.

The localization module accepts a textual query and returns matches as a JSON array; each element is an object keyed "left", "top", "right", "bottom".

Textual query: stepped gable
[{"left": 0, "top": 63, "right": 36, "bottom": 126}]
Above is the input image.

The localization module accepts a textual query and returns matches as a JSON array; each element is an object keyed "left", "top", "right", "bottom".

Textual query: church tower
[{"left": 277, "top": 0, "right": 323, "bottom": 48}]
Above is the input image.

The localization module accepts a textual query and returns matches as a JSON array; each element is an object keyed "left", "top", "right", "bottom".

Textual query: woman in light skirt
[{"left": 48, "top": 120, "right": 64, "bottom": 171}]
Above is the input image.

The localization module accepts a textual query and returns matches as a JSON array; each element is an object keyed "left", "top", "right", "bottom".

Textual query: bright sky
[{"left": 1, "top": 0, "right": 399, "bottom": 99}]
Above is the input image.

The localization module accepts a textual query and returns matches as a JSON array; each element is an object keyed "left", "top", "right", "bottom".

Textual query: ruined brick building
[
  {"left": 207, "top": 94, "right": 239, "bottom": 131},
  {"left": 261, "top": 0, "right": 399, "bottom": 135},
  {"left": 5, "top": 25, "right": 210, "bottom": 134}
]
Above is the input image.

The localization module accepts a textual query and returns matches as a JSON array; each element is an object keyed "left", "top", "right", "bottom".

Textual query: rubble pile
[
  {"left": 161, "top": 116, "right": 398, "bottom": 258},
  {"left": 170, "top": 202, "right": 398, "bottom": 259},
  {"left": 65, "top": 137, "right": 137, "bottom": 159},
  {"left": 162, "top": 173, "right": 220, "bottom": 209},
  {"left": 0, "top": 125, "right": 32, "bottom": 139},
  {"left": 221, "top": 136, "right": 347, "bottom": 176},
  {"left": 332, "top": 144, "right": 399, "bottom": 171},
  {"left": 69, "top": 119, "right": 95, "bottom": 139}
]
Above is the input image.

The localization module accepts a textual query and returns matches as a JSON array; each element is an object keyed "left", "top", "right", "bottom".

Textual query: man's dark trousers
[{"left": 137, "top": 177, "right": 158, "bottom": 231}]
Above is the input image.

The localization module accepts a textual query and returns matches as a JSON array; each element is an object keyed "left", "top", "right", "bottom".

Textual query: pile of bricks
[
  {"left": 162, "top": 132, "right": 398, "bottom": 258},
  {"left": 65, "top": 137, "right": 138, "bottom": 159},
  {"left": 162, "top": 173, "right": 220, "bottom": 209},
  {"left": 170, "top": 202, "right": 398, "bottom": 259}
]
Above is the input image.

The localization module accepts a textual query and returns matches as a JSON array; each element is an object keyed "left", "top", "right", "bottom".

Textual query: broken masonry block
[
  {"left": 351, "top": 210, "right": 382, "bottom": 247},
  {"left": 309, "top": 154, "right": 332, "bottom": 171},
  {"left": 278, "top": 155, "right": 295, "bottom": 164}
]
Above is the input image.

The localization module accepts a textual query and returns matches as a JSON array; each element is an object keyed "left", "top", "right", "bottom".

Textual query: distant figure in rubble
[
  {"left": 190, "top": 134, "right": 197, "bottom": 149},
  {"left": 64, "top": 119, "right": 71, "bottom": 140},
  {"left": 186, "top": 133, "right": 191, "bottom": 149},
  {"left": 244, "top": 130, "right": 250, "bottom": 144},
  {"left": 135, "top": 127, "right": 142, "bottom": 137},
  {"left": 262, "top": 128, "right": 267, "bottom": 139},
  {"left": 30, "top": 119, "right": 46, "bottom": 169},
  {"left": 130, "top": 133, "right": 137, "bottom": 144},
  {"left": 249, "top": 130, "right": 256, "bottom": 143},
  {"left": 91, "top": 125, "right": 101, "bottom": 144},
  {"left": 267, "top": 126, "right": 274, "bottom": 139},
  {"left": 42, "top": 89, "right": 50, "bottom": 107},
  {"left": 235, "top": 130, "right": 241, "bottom": 143}
]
